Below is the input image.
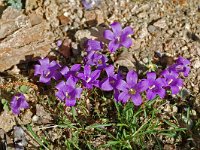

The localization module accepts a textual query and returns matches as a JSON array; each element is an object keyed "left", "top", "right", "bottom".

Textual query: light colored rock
[
  {"left": 0, "top": 111, "right": 16, "bottom": 132},
  {"left": 153, "top": 19, "right": 167, "bottom": 29},
  {"left": 0, "top": 7, "right": 55, "bottom": 72},
  {"left": 193, "top": 59, "right": 200, "bottom": 69}
]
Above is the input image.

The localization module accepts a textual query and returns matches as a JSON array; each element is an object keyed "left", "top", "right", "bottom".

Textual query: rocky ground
[{"left": 0, "top": 0, "right": 200, "bottom": 149}]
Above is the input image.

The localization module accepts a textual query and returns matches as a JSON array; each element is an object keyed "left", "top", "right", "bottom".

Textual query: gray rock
[
  {"left": 148, "top": 25, "right": 157, "bottom": 34},
  {"left": 153, "top": 19, "right": 167, "bottom": 29}
]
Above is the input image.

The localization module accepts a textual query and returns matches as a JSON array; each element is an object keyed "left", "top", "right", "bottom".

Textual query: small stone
[
  {"left": 32, "top": 115, "right": 39, "bottom": 122},
  {"left": 191, "top": 110, "right": 197, "bottom": 116},
  {"left": 193, "top": 59, "right": 200, "bottom": 69},
  {"left": 58, "top": 15, "right": 70, "bottom": 25},
  {"left": 20, "top": 109, "right": 33, "bottom": 125},
  {"left": 137, "top": 12, "right": 147, "bottom": 18},
  {"left": 143, "top": 58, "right": 148, "bottom": 63},
  {"left": 164, "top": 104, "right": 171, "bottom": 113},
  {"left": 153, "top": 19, "right": 167, "bottom": 29},
  {"left": 181, "top": 46, "right": 188, "bottom": 51},
  {"left": 84, "top": 10, "right": 96, "bottom": 25},
  {"left": 172, "top": 106, "right": 178, "bottom": 114},
  {"left": 139, "top": 26, "right": 149, "bottom": 38},
  {"left": 148, "top": 25, "right": 157, "bottom": 34},
  {"left": 0, "top": 111, "right": 16, "bottom": 132},
  {"left": 167, "top": 29, "right": 174, "bottom": 35}
]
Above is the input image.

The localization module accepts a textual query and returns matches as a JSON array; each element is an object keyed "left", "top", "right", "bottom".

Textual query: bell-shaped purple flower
[
  {"left": 100, "top": 65, "right": 126, "bottom": 91},
  {"left": 10, "top": 93, "right": 29, "bottom": 115},
  {"left": 161, "top": 70, "right": 183, "bottom": 95},
  {"left": 168, "top": 56, "right": 190, "bottom": 77},
  {"left": 142, "top": 72, "right": 166, "bottom": 100},
  {"left": 85, "top": 52, "right": 108, "bottom": 69},
  {"left": 118, "top": 70, "right": 145, "bottom": 105},
  {"left": 85, "top": 39, "right": 103, "bottom": 52},
  {"left": 78, "top": 65, "right": 101, "bottom": 89},
  {"left": 104, "top": 22, "right": 134, "bottom": 53},
  {"left": 60, "top": 64, "right": 81, "bottom": 82},
  {"left": 55, "top": 77, "right": 82, "bottom": 106},
  {"left": 34, "top": 58, "right": 61, "bottom": 84}
]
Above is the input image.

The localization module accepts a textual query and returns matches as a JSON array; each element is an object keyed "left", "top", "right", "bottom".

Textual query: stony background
[{"left": 0, "top": 0, "right": 199, "bottom": 148}]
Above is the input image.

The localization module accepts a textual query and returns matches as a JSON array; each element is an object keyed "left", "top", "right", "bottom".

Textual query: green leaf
[{"left": 19, "top": 85, "right": 29, "bottom": 94}]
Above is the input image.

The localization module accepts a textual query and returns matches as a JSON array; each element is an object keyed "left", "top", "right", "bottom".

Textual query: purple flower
[
  {"left": 100, "top": 65, "right": 126, "bottom": 91},
  {"left": 55, "top": 77, "right": 82, "bottom": 106},
  {"left": 118, "top": 71, "right": 145, "bottom": 105},
  {"left": 56, "top": 40, "right": 62, "bottom": 47},
  {"left": 34, "top": 58, "right": 61, "bottom": 84},
  {"left": 142, "top": 72, "right": 166, "bottom": 100},
  {"left": 78, "top": 65, "right": 101, "bottom": 89},
  {"left": 104, "top": 22, "right": 134, "bottom": 53},
  {"left": 85, "top": 52, "right": 108, "bottom": 69},
  {"left": 10, "top": 93, "right": 29, "bottom": 115},
  {"left": 161, "top": 70, "right": 183, "bottom": 95},
  {"left": 85, "top": 39, "right": 103, "bottom": 52},
  {"left": 81, "top": 0, "right": 101, "bottom": 10},
  {"left": 168, "top": 56, "right": 190, "bottom": 77},
  {"left": 60, "top": 64, "right": 81, "bottom": 82}
]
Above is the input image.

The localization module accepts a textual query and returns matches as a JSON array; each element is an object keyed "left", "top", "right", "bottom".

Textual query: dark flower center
[
  {"left": 110, "top": 79, "right": 115, "bottom": 86},
  {"left": 98, "top": 59, "right": 102, "bottom": 64},
  {"left": 129, "top": 89, "right": 136, "bottom": 95}
]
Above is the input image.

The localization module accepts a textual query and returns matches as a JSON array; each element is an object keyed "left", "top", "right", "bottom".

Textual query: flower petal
[
  {"left": 126, "top": 70, "right": 138, "bottom": 85},
  {"left": 55, "top": 91, "right": 65, "bottom": 101},
  {"left": 111, "top": 22, "right": 122, "bottom": 36},
  {"left": 91, "top": 70, "right": 101, "bottom": 80},
  {"left": 120, "top": 37, "right": 132, "bottom": 48},
  {"left": 71, "top": 64, "right": 81, "bottom": 72},
  {"left": 39, "top": 76, "right": 51, "bottom": 84},
  {"left": 65, "top": 99, "right": 76, "bottom": 106},
  {"left": 60, "top": 66, "right": 69, "bottom": 76},
  {"left": 136, "top": 80, "right": 149, "bottom": 92},
  {"left": 183, "top": 67, "right": 190, "bottom": 77},
  {"left": 116, "top": 79, "right": 128, "bottom": 91},
  {"left": 108, "top": 40, "right": 120, "bottom": 53},
  {"left": 55, "top": 81, "right": 65, "bottom": 90},
  {"left": 118, "top": 91, "right": 130, "bottom": 103},
  {"left": 122, "top": 26, "right": 134, "bottom": 36},
  {"left": 20, "top": 99, "right": 29, "bottom": 109},
  {"left": 66, "top": 77, "right": 76, "bottom": 88},
  {"left": 147, "top": 72, "right": 156, "bottom": 80},
  {"left": 104, "top": 30, "right": 114, "bottom": 40},
  {"left": 39, "top": 58, "right": 49, "bottom": 66},
  {"left": 131, "top": 93, "right": 142, "bottom": 106},
  {"left": 171, "top": 86, "right": 180, "bottom": 95},
  {"left": 146, "top": 90, "right": 156, "bottom": 100},
  {"left": 105, "top": 65, "right": 114, "bottom": 76},
  {"left": 75, "top": 88, "right": 82, "bottom": 99},
  {"left": 84, "top": 65, "right": 91, "bottom": 77},
  {"left": 34, "top": 65, "right": 41, "bottom": 76},
  {"left": 157, "top": 88, "right": 166, "bottom": 98},
  {"left": 100, "top": 78, "right": 113, "bottom": 91}
]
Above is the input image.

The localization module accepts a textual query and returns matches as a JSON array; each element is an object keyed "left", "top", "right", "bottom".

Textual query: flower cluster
[{"left": 33, "top": 22, "right": 190, "bottom": 108}]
